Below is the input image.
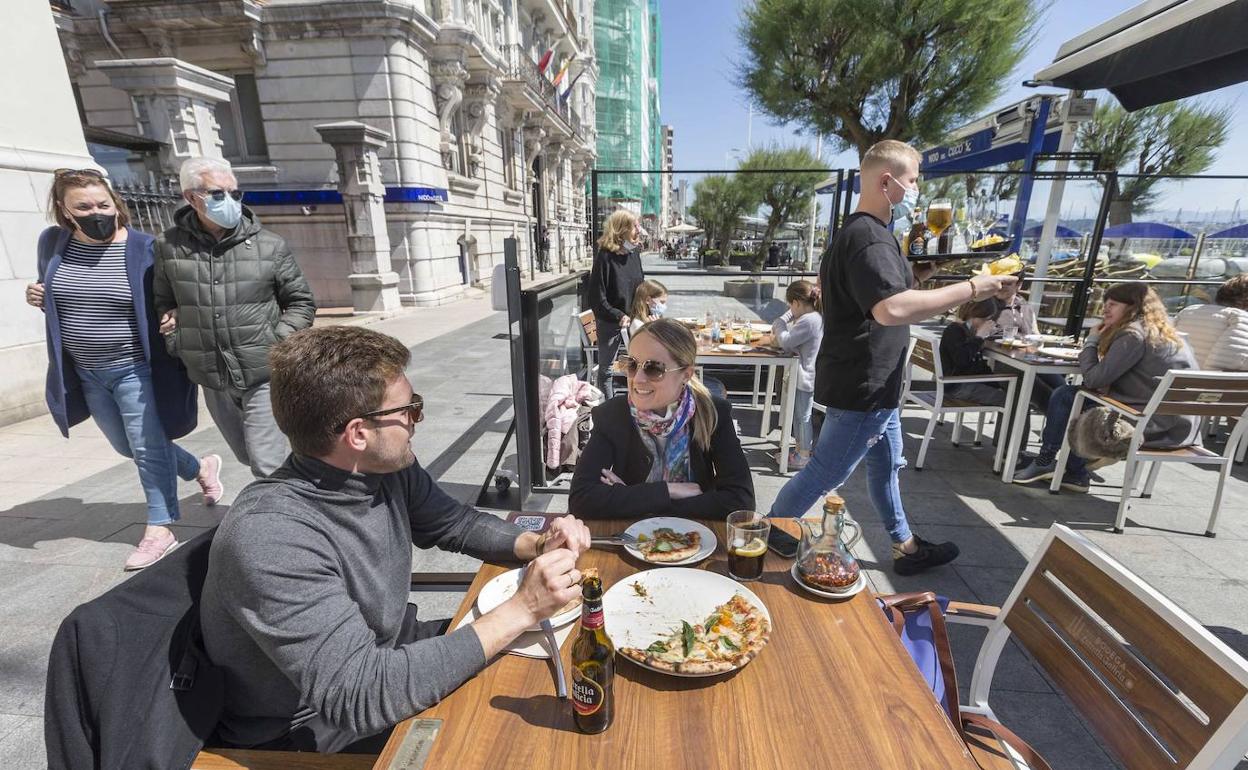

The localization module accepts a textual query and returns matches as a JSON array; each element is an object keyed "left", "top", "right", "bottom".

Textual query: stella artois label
[{"left": 571, "top": 663, "right": 606, "bottom": 715}]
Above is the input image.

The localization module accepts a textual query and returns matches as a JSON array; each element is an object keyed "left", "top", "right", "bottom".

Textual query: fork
[{"left": 590, "top": 533, "right": 640, "bottom": 547}]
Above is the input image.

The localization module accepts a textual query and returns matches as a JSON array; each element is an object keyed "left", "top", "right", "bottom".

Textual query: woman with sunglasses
[
  {"left": 570, "top": 318, "right": 754, "bottom": 520},
  {"left": 26, "top": 170, "right": 221, "bottom": 570}
]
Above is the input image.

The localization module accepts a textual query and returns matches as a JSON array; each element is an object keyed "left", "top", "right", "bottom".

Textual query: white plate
[
  {"left": 476, "top": 568, "right": 582, "bottom": 631},
  {"left": 1037, "top": 346, "right": 1081, "bottom": 361},
  {"left": 1024, "top": 333, "right": 1072, "bottom": 345},
  {"left": 790, "top": 564, "right": 867, "bottom": 599},
  {"left": 676, "top": 317, "right": 702, "bottom": 325},
  {"left": 602, "top": 567, "right": 772, "bottom": 678},
  {"left": 716, "top": 343, "right": 750, "bottom": 353},
  {"left": 622, "top": 517, "right": 717, "bottom": 566},
  {"left": 749, "top": 322, "right": 772, "bottom": 333}
]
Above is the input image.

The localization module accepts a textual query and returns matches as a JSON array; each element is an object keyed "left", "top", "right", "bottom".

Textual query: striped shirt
[{"left": 49, "top": 238, "right": 145, "bottom": 370}]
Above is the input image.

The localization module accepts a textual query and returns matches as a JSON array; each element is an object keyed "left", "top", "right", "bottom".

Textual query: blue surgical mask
[
  {"left": 888, "top": 177, "right": 919, "bottom": 223},
  {"left": 651, "top": 300, "right": 667, "bottom": 317},
  {"left": 202, "top": 193, "right": 242, "bottom": 230}
]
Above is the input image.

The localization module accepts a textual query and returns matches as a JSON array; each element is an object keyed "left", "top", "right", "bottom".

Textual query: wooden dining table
[{"left": 373, "top": 517, "right": 976, "bottom": 770}]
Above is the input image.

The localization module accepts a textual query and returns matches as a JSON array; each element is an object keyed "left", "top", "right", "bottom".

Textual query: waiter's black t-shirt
[{"left": 815, "top": 211, "right": 915, "bottom": 411}]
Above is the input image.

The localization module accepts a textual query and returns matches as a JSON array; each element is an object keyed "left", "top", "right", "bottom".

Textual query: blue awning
[
  {"left": 1209, "top": 223, "right": 1248, "bottom": 239},
  {"left": 1023, "top": 224, "right": 1081, "bottom": 238},
  {"left": 1102, "top": 222, "right": 1195, "bottom": 239},
  {"left": 922, "top": 130, "right": 1062, "bottom": 176}
]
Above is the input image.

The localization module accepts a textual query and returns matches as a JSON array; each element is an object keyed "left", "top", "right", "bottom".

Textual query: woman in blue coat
[{"left": 25, "top": 170, "right": 221, "bottom": 570}]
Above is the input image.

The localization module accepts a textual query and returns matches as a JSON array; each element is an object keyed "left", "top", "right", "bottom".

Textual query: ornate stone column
[
  {"left": 94, "top": 58, "right": 234, "bottom": 177},
  {"left": 314, "top": 121, "right": 403, "bottom": 314},
  {"left": 430, "top": 58, "right": 469, "bottom": 172}
]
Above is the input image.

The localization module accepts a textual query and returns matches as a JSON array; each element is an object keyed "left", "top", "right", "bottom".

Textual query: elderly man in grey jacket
[{"left": 154, "top": 157, "right": 316, "bottom": 478}]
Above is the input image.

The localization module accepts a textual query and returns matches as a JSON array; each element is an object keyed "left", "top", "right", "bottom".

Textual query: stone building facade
[{"left": 52, "top": 0, "right": 598, "bottom": 310}]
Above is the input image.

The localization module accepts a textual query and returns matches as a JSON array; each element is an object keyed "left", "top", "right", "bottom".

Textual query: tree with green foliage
[
  {"left": 689, "top": 175, "right": 760, "bottom": 265},
  {"left": 738, "top": 146, "right": 825, "bottom": 268},
  {"left": 1076, "top": 101, "right": 1232, "bottom": 225},
  {"left": 738, "top": 0, "right": 1043, "bottom": 159}
]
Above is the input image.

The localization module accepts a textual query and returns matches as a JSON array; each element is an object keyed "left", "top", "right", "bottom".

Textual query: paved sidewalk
[{"left": 3, "top": 281, "right": 1247, "bottom": 768}]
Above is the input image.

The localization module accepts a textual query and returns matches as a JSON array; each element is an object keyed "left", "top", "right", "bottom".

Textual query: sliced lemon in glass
[{"left": 732, "top": 537, "right": 768, "bottom": 558}]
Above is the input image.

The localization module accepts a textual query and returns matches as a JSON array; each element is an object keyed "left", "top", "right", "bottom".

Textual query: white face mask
[
  {"left": 650, "top": 300, "right": 667, "bottom": 317},
  {"left": 886, "top": 175, "right": 919, "bottom": 222}
]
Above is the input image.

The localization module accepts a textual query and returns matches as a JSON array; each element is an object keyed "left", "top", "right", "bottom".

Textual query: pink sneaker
[
  {"left": 124, "top": 529, "right": 180, "bottom": 571},
  {"left": 197, "top": 454, "right": 224, "bottom": 506},
  {"left": 787, "top": 450, "right": 810, "bottom": 469}
]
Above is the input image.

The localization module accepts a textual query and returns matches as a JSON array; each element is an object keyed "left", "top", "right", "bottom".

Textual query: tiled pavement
[{"left": 3, "top": 274, "right": 1247, "bottom": 768}]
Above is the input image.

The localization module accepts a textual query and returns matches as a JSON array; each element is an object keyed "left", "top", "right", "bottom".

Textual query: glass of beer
[
  {"left": 726, "top": 510, "right": 770, "bottom": 581},
  {"left": 927, "top": 198, "right": 953, "bottom": 239}
]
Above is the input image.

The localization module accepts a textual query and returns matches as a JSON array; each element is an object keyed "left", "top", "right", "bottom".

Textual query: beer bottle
[
  {"left": 905, "top": 214, "right": 929, "bottom": 258},
  {"left": 570, "top": 568, "right": 614, "bottom": 734}
]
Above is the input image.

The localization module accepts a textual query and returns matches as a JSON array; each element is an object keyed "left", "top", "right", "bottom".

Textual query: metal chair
[
  {"left": 904, "top": 337, "right": 1017, "bottom": 472},
  {"left": 944, "top": 524, "right": 1248, "bottom": 770},
  {"left": 1049, "top": 371, "right": 1248, "bottom": 536}
]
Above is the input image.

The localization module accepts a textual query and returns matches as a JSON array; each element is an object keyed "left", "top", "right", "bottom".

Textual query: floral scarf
[{"left": 631, "top": 385, "right": 696, "bottom": 482}]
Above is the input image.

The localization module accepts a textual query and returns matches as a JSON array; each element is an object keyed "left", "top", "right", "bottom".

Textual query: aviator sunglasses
[
  {"left": 198, "top": 188, "right": 244, "bottom": 202},
  {"left": 616, "top": 355, "right": 687, "bottom": 381}
]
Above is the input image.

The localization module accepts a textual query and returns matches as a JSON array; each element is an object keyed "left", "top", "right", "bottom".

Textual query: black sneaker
[{"left": 893, "top": 535, "right": 961, "bottom": 576}]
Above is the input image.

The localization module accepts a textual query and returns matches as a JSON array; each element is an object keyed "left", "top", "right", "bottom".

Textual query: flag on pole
[
  {"left": 559, "top": 68, "right": 586, "bottom": 104},
  {"left": 551, "top": 55, "right": 576, "bottom": 87},
  {"left": 537, "top": 45, "right": 556, "bottom": 74}
]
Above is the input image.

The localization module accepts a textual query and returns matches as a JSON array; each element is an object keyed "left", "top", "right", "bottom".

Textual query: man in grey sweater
[{"left": 200, "top": 326, "right": 591, "bottom": 753}]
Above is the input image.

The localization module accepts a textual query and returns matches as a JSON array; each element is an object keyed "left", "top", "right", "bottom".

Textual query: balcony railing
[{"left": 502, "top": 44, "right": 585, "bottom": 141}]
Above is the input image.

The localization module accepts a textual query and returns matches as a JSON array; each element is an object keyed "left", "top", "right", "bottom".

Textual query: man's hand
[
  {"left": 511, "top": 549, "right": 582, "bottom": 626},
  {"left": 969, "top": 273, "right": 1018, "bottom": 300},
  {"left": 159, "top": 308, "right": 178, "bottom": 335},
  {"left": 541, "top": 515, "right": 591, "bottom": 558},
  {"left": 667, "top": 482, "right": 701, "bottom": 499},
  {"left": 601, "top": 467, "right": 626, "bottom": 486},
  {"left": 619, "top": 314, "right": 631, "bottom": 329},
  {"left": 25, "top": 283, "right": 44, "bottom": 309}
]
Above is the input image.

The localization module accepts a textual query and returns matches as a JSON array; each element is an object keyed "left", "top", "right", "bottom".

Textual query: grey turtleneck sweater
[{"left": 200, "top": 454, "right": 522, "bottom": 750}]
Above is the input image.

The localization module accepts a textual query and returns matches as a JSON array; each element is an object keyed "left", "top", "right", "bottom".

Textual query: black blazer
[{"left": 569, "top": 395, "right": 755, "bottom": 521}]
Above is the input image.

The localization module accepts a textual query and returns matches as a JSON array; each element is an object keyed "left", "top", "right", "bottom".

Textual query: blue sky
[{"left": 659, "top": 0, "right": 1248, "bottom": 222}]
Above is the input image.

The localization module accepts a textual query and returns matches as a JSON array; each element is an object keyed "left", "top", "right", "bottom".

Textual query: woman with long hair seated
[
  {"left": 1014, "top": 282, "right": 1198, "bottom": 492},
  {"left": 570, "top": 318, "right": 754, "bottom": 520}
]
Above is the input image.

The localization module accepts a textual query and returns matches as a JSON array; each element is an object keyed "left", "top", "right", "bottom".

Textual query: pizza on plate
[
  {"left": 619, "top": 594, "right": 770, "bottom": 674},
  {"left": 636, "top": 527, "right": 702, "bottom": 563}
]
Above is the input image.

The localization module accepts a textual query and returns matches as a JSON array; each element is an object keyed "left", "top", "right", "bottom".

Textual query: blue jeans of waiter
[
  {"left": 1040, "top": 384, "right": 1090, "bottom": 476},
  {"left": 770, "top": 406, "right": 913, "bottom": 544},
  {"left": 76, "top": 361, "right": 201, "bottom": 526}
]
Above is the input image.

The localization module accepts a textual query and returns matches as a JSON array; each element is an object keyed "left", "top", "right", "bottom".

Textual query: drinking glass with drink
[
  {"left": 726, "top": 510, "right": 770, "bottom": 581},
  {"left": 926, "top": 198, "right": 953, "bottom": 255}
]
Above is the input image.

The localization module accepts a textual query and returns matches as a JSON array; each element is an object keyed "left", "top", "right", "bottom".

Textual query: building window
[
  {"left": 214, "top": 73, "right": 269, "bottom": 163},
  {"left": 500, "top": 126, "right": 517, "bottom": 189},
  {"left": 451, "top": 110, "right": 470, "bottom": 176}
]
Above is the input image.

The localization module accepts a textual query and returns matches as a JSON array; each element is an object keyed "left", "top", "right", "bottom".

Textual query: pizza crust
[{"left": 638, "top": 529, "right": 702, "bottom": 563}]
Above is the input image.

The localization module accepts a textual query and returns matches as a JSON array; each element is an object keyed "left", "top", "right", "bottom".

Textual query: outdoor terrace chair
[
  {"left": 903, "top": 336, "right": 1017, "bottom": 472},
  {"left": 911, "top": 523, "right": 1248, "bottom": 770},
  {"left": 576, "top": 309, "right": 598, "bottom": 382},
  {"left": 1049, "top": 371, "right": 1248, "bottom": 536}
]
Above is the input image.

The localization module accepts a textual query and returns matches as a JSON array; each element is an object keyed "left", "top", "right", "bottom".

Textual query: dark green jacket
[{"left": 153, "top": 206, "right": 316, "bottom": 391}]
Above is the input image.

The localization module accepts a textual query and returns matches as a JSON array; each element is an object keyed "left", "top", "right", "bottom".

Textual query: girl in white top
[
  {"left": 621, "top": 279, "right": 668, "bottom": 346},
  {"left": 771, "top": 280, "right": 824, "bottom": 469},
  {"left": 1175, "top": 275, "right": 1248, "bottom": 371}
]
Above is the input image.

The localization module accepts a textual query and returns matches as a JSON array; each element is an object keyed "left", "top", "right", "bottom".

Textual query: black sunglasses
[
  {"left": 198, "top": 188, "right": 244, "bottom": 202},
  {"left": 54, "top": 168, "right": 104, "bottom": 178},
  {"left": 335, "top": 396, "right": 424, "bottom": 433},
  {"left": 616, "top": 355, "right": 687, "bottom": 381}
]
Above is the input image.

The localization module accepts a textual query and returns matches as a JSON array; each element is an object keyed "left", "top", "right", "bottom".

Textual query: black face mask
[{"left": 71, "top": 212, "right": 117, "bottom": 242}]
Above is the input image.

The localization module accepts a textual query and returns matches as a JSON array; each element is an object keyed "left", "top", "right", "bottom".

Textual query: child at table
[
  {"left": 939, "top": 298, "right": 1008, "bottom": 406},
  {"left": 771, "top": 280, "right": 823, "bottom": 469},
  {"left": 621, "top": 279, "right": 668, "bottom": 346}
]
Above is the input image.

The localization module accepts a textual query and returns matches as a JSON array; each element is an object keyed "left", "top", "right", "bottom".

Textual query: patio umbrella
[
  {"left": 1032, "top": 0, "right": 1248, "bottom": 111},
  {"left": 664, "top": 223, "right": 702, "bottom": 234},
  {"left": 1209, "top": 223, "right": 1248, "bottom": 239},
  {"left": 1023, "top": 224, "right": 1081, "bottom": 238},
  {"left": 1102, "top": 222, "right": 1194, "bottom": 239}
]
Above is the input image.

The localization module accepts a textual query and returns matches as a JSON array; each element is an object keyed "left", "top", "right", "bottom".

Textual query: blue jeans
[
  {"left": 77, "top": 362, "right": 200, "bottom": 526},
  {"left": 770, "top": 406, "right": 913, "bottom": 544},
  {"left": 1041, "top": 384, "right": 1089, "bottom": 476},
  {"left": 793, "top": 390, "right": 814, "bottom": 453}
]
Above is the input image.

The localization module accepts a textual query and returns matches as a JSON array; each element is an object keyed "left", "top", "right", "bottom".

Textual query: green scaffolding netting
[{"left": 594, "top": 0, "right": 662, "bottom": 218}]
